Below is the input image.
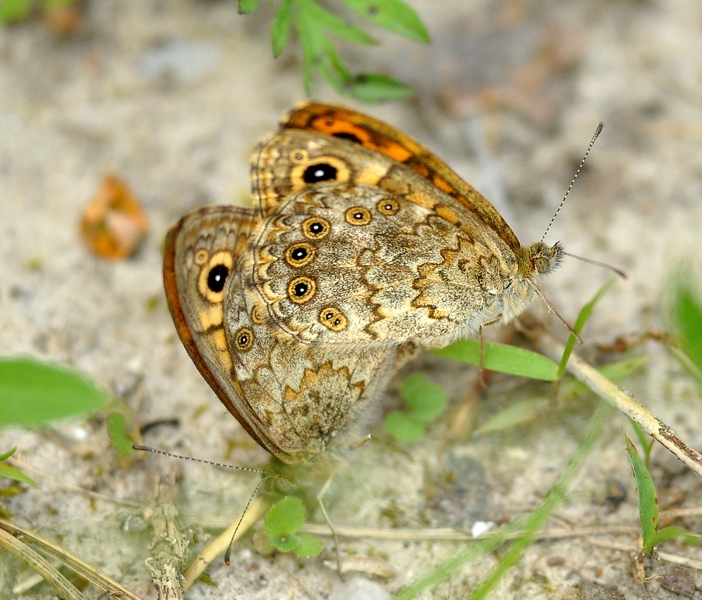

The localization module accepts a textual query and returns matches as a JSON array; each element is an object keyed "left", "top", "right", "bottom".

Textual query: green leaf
[
  {"left": 106, "top": 411, "right": 134, "bottom": 456},
  {"left": 271, "top": 0, "right": 293, "bottom": 57},
  {"left": 298, "top": 26, "right": 317, "bottom": 96},
  {"left": 625, "top": 436, "right": 659, "bottom": 553},
  {"left": 384, "top": 411, "right": 424, "bottom": 441},
  {"left": 292, "top": 532, "right": 325, "bottom": 557},
  {"left": 671, "top": 278, "right": 702, "bottom": 373},
  {"left": 625, "top": 436, "right": 700, "bottom": 553},
  {"left": 558, "top": 278, "right": 616, "bottom": 377},
  {"left": 270, "top": 533, "right": 300, "bottom": 553},
  {"left": 400, "top": 373, "right": 447, "bottom": 421},
  {"left": 628, "top": 419, "right": 654, "bottom": 465},
  {"left": 476, "top": 399, "right": 547, "bottom": 434},
  {"left": 0, "top": 0, "right": 31, "bottom": 23},
  {"left": 650, "top": 525, "right": 700, "bottom": 548},
  {"left": 341, "top": 73, "right": 414, "bottom": 102},
  {"left": 0, "top": 446, "right": 17, "bottom": 462},
  {"left": 432, "top": 340, "right": 559, "bottom": 382},
  {"left": 274, "top": 0, "right": 418, "bottom": 100},
  {"left": 0, "top": 357, "right": 109, "bottom": 428},
  {"left": 0, "top": 461, "right": 39, "bottom": 488},
  {"left": 237, "top": 0, "right": 260, "bottom": 15},
  {"left": 0, "top": 446, "right": 39, "bottom": 488},
  {"left": 340, "top": 0, "right": 430, "bottom": 43},
  {"left": 320, "top": 37, "right": 353, "bottom": 83},
  {"left": 298, "top": 0, "right": 376, "bottom": 46},
  {"left": 265, "top": 496, "right": 305, "bottom": 539}
]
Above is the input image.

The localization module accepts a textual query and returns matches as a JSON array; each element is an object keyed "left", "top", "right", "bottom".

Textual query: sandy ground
[{"left": 2, "top": 1, "right": 702, "bottom": 598}]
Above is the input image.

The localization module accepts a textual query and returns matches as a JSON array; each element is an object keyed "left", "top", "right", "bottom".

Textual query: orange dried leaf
[{"left": 80, "top": 175, "right": 149, "bottom": 260}]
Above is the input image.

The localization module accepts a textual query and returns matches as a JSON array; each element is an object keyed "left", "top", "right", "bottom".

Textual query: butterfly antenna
[
  {"left": 562, "top": 251, "right": 627, "bottom": 279},
  {"left": 224, "top": 475, "right": 270, "bottom": 565},
  {"left": 541, "top": 122, "right": 604, "bottom": 244},
  {"left": 133, "top": 445, "right": 267, "bottom": 476},
  {"left": 133, "top": 445, "right": 270, "bottom": 565}
]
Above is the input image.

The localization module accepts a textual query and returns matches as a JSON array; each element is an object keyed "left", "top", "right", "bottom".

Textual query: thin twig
[
  {"left": 536, "top": 332, "right": 702, "bottom": 479},
  {"left": 299, "top": 523, "right": 638, "bottom": 541},
  {"left": 182, "top": 496, "right": 271, "bottom": 592}
]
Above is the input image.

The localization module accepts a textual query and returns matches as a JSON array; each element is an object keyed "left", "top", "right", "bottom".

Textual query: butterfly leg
[
  {"left": 478, "top": 315, "right": 502, "bottom": 387},
  {"left": 317, "top": 474, "right": 344, "bottom": 580}
]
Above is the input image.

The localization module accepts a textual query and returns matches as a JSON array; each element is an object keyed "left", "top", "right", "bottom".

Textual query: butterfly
[{"left": 163, "top": 103, "right": 562, "bottom": 464}]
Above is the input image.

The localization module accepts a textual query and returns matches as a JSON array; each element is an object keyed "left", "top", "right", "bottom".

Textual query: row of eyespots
[
  {"left": 234, "top": 307, "right": 346, "bottom": 348},
  {"left": 345, "top": 198, "right": 400, "bottom": 226},
  {"left": 296, "top": 200, "right": 401, "bottom": 250},
  {"left": 279, "top": 199, "right": 403, "bottom": 330},
  {"left": 283, "top": 227, "right": 348, "bottom": 330},
  {"left": 283, "top": 218, "right": 328, "bottom": 306}
]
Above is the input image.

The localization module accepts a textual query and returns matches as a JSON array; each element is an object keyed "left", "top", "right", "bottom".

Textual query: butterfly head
[{"left": 521, "top": 241, "right": 564, "bottom": 279}]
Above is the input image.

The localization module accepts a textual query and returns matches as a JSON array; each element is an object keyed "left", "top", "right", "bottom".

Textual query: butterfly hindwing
[{"left": 164, "top": 205, "right": 402, "bottom": 463}]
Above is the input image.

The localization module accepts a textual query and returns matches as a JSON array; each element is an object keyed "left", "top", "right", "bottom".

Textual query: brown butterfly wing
[
  {"left": 164, "top": 205, "right": 402, "bottom": 463},
  {"left": 249, "top": 130, "right": 524, "bottom": 348},
  {"left": 163, "top": 206, "right": 270, "bottom": 452},
  {"left": 281, "top": 102, "right": 521, "bottom": 252}
]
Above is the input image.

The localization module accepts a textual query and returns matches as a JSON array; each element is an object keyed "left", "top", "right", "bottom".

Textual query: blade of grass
[
  {"left": 476, "top": 398, "right": 547, "bottom": 434},
  {"left": 537, "top": 332, "right": 702, "bottom": 480},
  {"left": 470, "top": 401, "right": 611, "bottom": 599},
  {"left": 671, "top": 277, "right": 702, "bottom": 373},
  {"left": 628, "top": 420, "right": 654, "bottom": 465},
  {"left": 395, "top": 400, "right": 611, "bottom": 599},
  {"left": 625, "top": 436, "right": 658, "bottom": 553},
  {"left": 558, "top": 278, "right": 616, "bottom": 377},
  {"left": 0, "top": 447, "right": 39, "bottom": 487},
  {"left": 431, "top": 339, "right": 559, "bottom": 381},
  {"left": 0, "top": 519, "right": 142, "bottom": 600}
]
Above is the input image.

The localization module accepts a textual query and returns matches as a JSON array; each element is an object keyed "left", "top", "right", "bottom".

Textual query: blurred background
[{"left": 1, "top": 1, "right": 701, "bottom": 598}]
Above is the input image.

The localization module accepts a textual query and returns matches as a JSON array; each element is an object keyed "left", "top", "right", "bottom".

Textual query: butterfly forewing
[{"left": 281, "top": 102, "right": 521, "bottom": 252}]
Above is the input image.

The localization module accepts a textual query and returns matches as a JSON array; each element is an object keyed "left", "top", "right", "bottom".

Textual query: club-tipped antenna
[{"left": 541, "top": 122, "right": 604, "bottom": 244}]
